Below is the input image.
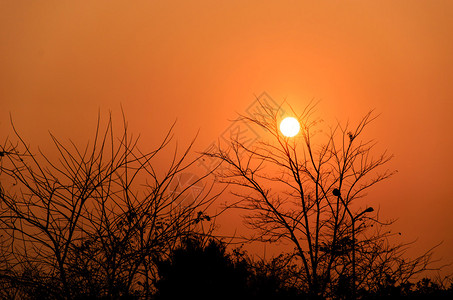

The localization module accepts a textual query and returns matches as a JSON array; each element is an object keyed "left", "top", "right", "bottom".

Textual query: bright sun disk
[{"left": 280, "top": 117, "right": 300, "bottom": 137}]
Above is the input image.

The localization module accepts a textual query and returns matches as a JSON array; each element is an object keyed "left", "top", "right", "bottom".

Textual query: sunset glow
[{"left": 1, "top": 1, "right": 453, "bottom": 294}]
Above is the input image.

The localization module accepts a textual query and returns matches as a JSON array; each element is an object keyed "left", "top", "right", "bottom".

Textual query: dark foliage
[
  {"left": 357, "top": 277, "right": 453, "bottom": 299},
  {"left": 154, "top": 237, "right": 305, "bottom": 300}
]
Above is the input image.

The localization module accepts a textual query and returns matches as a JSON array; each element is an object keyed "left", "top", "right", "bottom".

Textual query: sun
[{"left": 280, "top": 117, "right": 300, "bottom": 137}]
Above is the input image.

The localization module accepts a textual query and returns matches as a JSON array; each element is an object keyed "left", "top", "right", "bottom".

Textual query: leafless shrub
[{"left": 0, "top": 112, "right": 219, "bottom": 299}]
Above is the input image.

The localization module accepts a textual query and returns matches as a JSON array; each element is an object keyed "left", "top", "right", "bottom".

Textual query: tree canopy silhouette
[
  {"left": 204, "top": 100, "right": 439, "bottom": 299},
  {"left": 0, "top": 113, "right": 218, "bottom": 299}
]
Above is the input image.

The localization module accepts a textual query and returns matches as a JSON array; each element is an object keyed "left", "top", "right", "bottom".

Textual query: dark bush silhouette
[
  {"left": 357, "top": 276, "right": 453, "bottom": 299},
  {"left": 154, "top": 237, "right": 305, "bottom": 300},
  {"left": 155, "top": 238, "right": 248, "bottom": 299}
]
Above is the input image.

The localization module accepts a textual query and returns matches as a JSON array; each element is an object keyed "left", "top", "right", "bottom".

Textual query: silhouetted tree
[
  {"left": 0, "top": 113, "right": 219, "bottom": 299},
  {"left": 204, "top": 100, "right": 438, "bottom": 299}
]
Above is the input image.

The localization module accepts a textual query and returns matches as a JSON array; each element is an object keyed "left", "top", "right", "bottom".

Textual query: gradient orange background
[{"left": 1, "top": 1, "right": 452, "bottom": 275}]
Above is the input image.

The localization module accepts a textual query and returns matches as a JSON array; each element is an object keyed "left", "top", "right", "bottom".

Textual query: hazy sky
[{"left": 1, "top": 1, "right": 453, "bottom": 274}]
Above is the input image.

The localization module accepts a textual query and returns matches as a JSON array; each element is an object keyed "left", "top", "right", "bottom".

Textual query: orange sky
[{"left": 1, "top": 1, "right": 453, "bottom": 275}]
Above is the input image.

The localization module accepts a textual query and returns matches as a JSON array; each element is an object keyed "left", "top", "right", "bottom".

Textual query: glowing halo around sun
[{"left": 280, "top": 117, "right": 300, "bottom": 137}]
